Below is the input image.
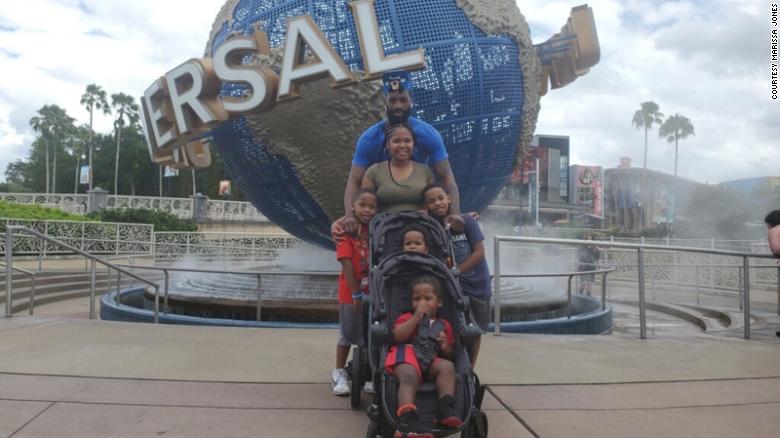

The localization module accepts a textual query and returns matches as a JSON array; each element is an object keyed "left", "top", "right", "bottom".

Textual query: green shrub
[
  {"left": 0, "top": 183, "right": 33, "bottom": 193},
  {"left": 0, "top": 200, "right": 90, "bottom": 222},
  {"left": 88, "top": 208, "right": 197, "bottom": 232}
]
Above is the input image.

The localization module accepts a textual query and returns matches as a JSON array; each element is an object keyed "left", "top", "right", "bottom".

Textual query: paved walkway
[{"left": 1, "top": 316, "right": 779, "bottom": 437}]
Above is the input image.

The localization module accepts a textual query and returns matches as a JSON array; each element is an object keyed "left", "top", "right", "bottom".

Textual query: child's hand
[
  {"left": 352, "top": 297, "right": 363, "bottom": 313},
  {"left": 436, "top": 331, "right": 448, "bottom": 349},
  {"left": 414, "top": 303, "right": 430, "bottom": 319}
]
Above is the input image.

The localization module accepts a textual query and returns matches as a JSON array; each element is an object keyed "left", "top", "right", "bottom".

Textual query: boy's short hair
[
  {"left": 401, "top": 223, "right": 431, "bottom": 247},
  {"left": 421, "top": 182, "right": 446, "bottom": 203},
  {"left": 766, "top": 210, "right": 780, "bottom": 228},
  {"left": 410, "top": 274, "right": 444, "bottom": 300},
  {"left": 353, "top": 188, "right": 378, "bottom": 203}
]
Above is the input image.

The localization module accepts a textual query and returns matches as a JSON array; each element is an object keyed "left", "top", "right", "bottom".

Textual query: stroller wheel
[
  {"left": 366, "top": 420, "right": 379, "bottom": 438},
  {"left": 350, "top": 346, "right": 363, "bottom": 409},
  {"left": 461, "top": 409, "right": 488, "bottom": 438}
]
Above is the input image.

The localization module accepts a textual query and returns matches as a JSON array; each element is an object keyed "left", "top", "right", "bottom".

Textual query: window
[{"left": 577, "top": 186, "right": 593, "bottom": 205}]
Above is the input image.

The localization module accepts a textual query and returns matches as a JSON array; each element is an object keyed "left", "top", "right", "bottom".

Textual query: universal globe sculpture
[{"left": 205, "top": 0, "right": 542, "bottom": 248}]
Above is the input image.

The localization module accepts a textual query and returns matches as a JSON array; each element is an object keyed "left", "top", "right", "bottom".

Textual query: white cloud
[
  {"left": 0, "top": 0, "right": 777, "bottom": 184},
  {"left": 523, "top": 0, "right": 779, "bottom": 182}
]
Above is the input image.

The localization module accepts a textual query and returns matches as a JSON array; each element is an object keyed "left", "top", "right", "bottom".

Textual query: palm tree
[
  {"left": 631, "top": 101, "right": 664, "bottom": 230},
  {"left": 658, "top": 114, "right": 695, "bottom": 234},
  {"left": 30, "top": 105, "right": 73, "bottom": 193},
  {"left": 49, "top": 107, "right": 75, "bottom": 193},
  {"left": 80, "top": 84, "right": 111, "bottom": 190},
  {"left": 110, "top": 93, "right": 140, "bottom": 195},
  {"left": 658, "top": 114, "right": 695, "bottom": 179},
  {"left": 30, "top": 108, "right": 53, "bottom": 194},
  {"left": 631, "top": 101, "right": 664, "bottom": 173}
]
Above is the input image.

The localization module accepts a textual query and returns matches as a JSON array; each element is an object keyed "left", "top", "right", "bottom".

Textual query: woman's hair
[
  {"left": 421, "top": 182, "right": 447, "bottom": 203},
  {"left": 410, "top": 274, "right": 444, "bottom": 300},
  {"left": 765, "top": 210, "right": 780, "bottom": 227},
  {"left": 353, "top": 188, "right": 378, "bottom": 203},
  {"left": 384, "top": 122, "right": 415, "bottom": 149},
  {"left": 401, "top": 223, "right": 431, "bottom": 247}
]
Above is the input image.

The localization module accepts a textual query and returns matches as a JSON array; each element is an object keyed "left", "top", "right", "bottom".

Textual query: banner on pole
[{"left": 79, "top": 165, "right": 89, "bottom": 185}]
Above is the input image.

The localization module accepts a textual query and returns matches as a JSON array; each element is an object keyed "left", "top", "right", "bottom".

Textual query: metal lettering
[
  {"left": 277, "top": 15, "right": 355, "bottom": 101},
  {"left": 214, "top": 31, "right": 279, "bottom": 113}
]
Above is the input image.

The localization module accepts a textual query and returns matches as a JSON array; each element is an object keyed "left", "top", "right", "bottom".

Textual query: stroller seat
[{"left": 368, "top": 251, "right": 481, "bottom": 437}]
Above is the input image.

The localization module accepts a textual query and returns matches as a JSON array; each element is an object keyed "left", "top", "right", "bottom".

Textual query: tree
[
  {"left": 658, "top": 114, "right": 694, "bottom": 233},
  {"left": 658, "top": 114, "right": 695, "bottom": 179},
  {"left": 80, "top": 84, "right": 111, "bottom": 190},
  {"left": 49, "top": 107, "right": 75, "bottom": 193},
  {"left": 631, "top": 101, "right": 664, "bottom": 173},
  {"left": 631, "top": 101, "right": 664, "bottom": 229},
  {"left": 29, "top": 108, "right": 52, "bottom": 193},
  {"left": 29, "top": 105, "right": 74, "bottom": 194},
  {"left": 4, "top": 160, "right": 27, "bottom": 186},
  {"left": 110, "top": 93, "right": 140, "bottom": 195}
]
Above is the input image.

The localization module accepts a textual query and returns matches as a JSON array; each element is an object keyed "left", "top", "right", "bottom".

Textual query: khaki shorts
[
  {"left": 337, "top": 303, "right": 364, "bottom": 347},
  {"left": 468, "top": 295, "right": 490, "bottom": 332}
]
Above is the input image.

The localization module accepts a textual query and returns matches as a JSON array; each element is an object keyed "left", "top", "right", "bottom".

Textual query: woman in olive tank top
[{"left": 361, "top": 123, "right": 434, "bottom": 213}]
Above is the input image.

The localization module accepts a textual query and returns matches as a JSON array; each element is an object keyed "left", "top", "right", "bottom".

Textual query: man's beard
[{"left": 386, "top": 106, "right": 411, "bottom": 125}]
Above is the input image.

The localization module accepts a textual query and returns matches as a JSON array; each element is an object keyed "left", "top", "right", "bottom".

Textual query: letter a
[{"left": 277, "top": 16, "right": 355, "bottom": 101}]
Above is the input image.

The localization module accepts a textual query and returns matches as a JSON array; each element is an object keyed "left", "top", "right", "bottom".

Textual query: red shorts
[{"left": 384, "top": 344, "right": 445, "bottom": 383}]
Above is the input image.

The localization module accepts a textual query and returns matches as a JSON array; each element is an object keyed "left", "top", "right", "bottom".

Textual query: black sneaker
[
  {"left": 435, "top": 395, "right": 463, "bottom": 429},
  {"left": 394, "top": 409, "right": 433, "bottom": 438}
]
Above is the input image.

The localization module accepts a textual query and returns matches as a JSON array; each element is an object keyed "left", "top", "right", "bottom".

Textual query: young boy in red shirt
[{"left": 332, "top": 189, "right": 378, "bottom": 396}]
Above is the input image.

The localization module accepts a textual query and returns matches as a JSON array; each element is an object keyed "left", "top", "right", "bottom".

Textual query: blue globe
[{"left": 207, "top": 0, "right": 540, "bottom": 248}]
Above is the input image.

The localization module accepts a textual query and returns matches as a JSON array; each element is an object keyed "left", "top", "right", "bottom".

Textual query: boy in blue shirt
[{"left": 423, "top": 183, "right": 491, "bottom": 368}]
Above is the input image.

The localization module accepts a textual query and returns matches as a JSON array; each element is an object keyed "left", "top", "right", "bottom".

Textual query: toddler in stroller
[
  {"left": 385, "top": 274, "right": 462, "bottom": 435},
  {"left": 365, "top": 212, "right": 488, "bottom": 438}
]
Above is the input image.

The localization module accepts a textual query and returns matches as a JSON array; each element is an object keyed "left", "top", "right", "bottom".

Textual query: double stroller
[{"left": 348, "top": 212, "right": 489, "bottom": 438}]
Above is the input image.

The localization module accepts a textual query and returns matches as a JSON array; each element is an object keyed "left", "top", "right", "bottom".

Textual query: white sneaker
[
  {"left": 331, "top": 368, "right": 350, "bottom": 396},
  {"left": 363, "top": 381, "right": 374, "bottom": 394}
]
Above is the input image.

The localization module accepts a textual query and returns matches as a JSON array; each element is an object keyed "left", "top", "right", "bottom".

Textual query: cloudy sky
[{"left": 0, "top": 0, "right": 777, "bottom": 184}]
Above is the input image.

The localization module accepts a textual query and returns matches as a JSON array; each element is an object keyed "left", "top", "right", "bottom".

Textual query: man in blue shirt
[{"left": 334, "top": 71, "right": 464, "bottom": 235}]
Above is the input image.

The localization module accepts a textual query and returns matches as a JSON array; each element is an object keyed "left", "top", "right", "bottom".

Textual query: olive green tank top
[{"left": 364, "top": 161, "right": 433, "bottom": 213}]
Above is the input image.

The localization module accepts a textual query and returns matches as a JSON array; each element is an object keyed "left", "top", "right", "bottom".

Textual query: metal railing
[
  {"left": 113, "top": 264, "right": 338, "bottom": 323},
  {"left": 493, "top": 236, "right": 779, "bottom": 340},
  {"left": 152, "top": 232, "right": 299, "bottom": 261},
  {"left": 1, "top": 218, "right": 154, "bottom": 258},
  {"left": 0, "top": 261, "right": 36, "bottom": 316},
  {"left": 4, "top": 226, "right": 159, "bottom": 321},
  {"left": 1, "top": 192, "right": 269, "bottom": 222}
]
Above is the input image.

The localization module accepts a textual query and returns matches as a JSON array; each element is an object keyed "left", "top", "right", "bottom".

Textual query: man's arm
[
  {"left": 768, "top": 225, "right": 780, "bottom": 257},
  {"left": 332, "top": 164, "right": 367, "bottom": 237},
  {"left": 343, "top": 164, "right": 367, "bottom": 218},
  {"left": 432, "top": 159, "right": 460, "bottom": 215}
]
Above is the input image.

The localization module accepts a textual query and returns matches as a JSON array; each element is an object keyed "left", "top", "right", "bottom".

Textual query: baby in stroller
[
  {"left": 385, "top": 274, "right": 462, "bottom": 435},
  {"left": 366, "top": 212, "right": 487, "bottom": 438}
]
